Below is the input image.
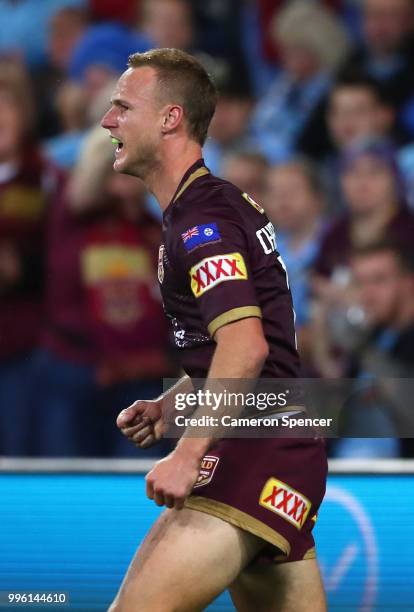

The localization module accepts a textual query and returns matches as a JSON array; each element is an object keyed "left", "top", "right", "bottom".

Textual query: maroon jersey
[{"left": 160, "top": 159, "right": 300, "bottom": 378}]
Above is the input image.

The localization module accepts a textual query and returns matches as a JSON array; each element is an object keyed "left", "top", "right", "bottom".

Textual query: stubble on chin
[{"left": 119, "top": 143, "right": 160, "bottom": 180}]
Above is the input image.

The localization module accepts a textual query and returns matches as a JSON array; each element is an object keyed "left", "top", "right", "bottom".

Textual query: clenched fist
[{"left": 117, "top": 399, "right": 165, "bottom": 448}]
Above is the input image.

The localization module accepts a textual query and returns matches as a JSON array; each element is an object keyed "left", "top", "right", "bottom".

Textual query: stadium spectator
[
  {"left": 191, "top": 0, "right": 246, "bottom": 67},
  {"left": 30, "top": 126, "right": 173, "bottom": 457},
  {"left": 0, "top": 0, "right": 86, "bottom": 68},
  {"left": 300, "top": 70, "right": 398, "bottom": 210},
  {"left": 203, "top": 77, "right": 254, "bottom": 177},
  {"left": 300, "top": 70, "right": 395, "bottom": 160},
  {"left": 0, "top": 61, "right": 64, "bottom": 455},
  {"left": 221, "top": 151, "right": 268, "bottom": 204},
  {"left": 137, "top": 0, "right": 237, "bottom": 90},
  {"left": 341, "top": 0, "right": 414, "bottom": 114},
  {"left": 263, "top": 158, "right": 326, "bottom": 365},
  {"left": 139, "top": 0, "right": 194, "bottom": 51},
  {"left": 33, "top": 6, "right": 89, "bottom": 139},
  {"left": 256, "top": 0, "right": 348, "bottom": 64},
  {"left": 332, "top": 241, "right": 414, "bottom": 458},
  {"left": 43, "top": 81, "right": 88, "bottom": 169},
  {"left": 311, "top": 139, "right": 414, "bottom": 377},
  {"left": 68, "top": 22, "right": 149, "bottom": 105},
  {"left": 250, "top": 0, "right": 350, "bottom": 163}
]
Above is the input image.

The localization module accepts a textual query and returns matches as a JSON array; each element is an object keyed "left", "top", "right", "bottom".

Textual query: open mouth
[{"left": 111, "top": 136, "right": 124, "bottom": 153}]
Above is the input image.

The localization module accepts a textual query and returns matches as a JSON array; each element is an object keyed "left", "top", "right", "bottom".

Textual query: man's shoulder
[{"left": 171, "top": 174, "right": 246, "bottom": 227}]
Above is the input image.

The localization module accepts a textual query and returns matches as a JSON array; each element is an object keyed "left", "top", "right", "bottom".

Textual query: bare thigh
[
  {"left": 229, "top": 558, "right": 327, "bottom": 612},
  {"left": 109, "top": 507, "right": 266, "bottom": 612}
]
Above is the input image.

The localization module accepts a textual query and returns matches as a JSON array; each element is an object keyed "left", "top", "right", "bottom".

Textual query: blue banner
[{"left": 0, "top": 473, "right": 411, "bottom": 611}]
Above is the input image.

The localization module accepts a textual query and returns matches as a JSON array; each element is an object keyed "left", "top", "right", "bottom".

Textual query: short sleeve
[{"left": 171, "top": 205, "right": 262, "bottom": 336}]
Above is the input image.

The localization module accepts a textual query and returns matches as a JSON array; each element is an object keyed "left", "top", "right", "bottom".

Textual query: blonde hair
[
  {"left": 273, "top": 0, "right": 350, "bottom": 73},
  {"left": 128, "top": 48, "right": 217, "bottom": 145}
]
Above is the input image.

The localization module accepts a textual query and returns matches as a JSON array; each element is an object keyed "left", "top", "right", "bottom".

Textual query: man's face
[
  {"left": 144, "top": 0, "right": 193, "bottom": 50},
  {"left": 264, "top": 165, "right": 319, "bottom": 231},
  {"left": 341, "top": 154, "right": 397, "bottom": 215},
  {"left": 353, "top": 251, "right": 412, "bottom": 325},
  {"left": 328, "top": 87, "right": 388, "bottom": 150},
  {"left": 363, "top": 0, "right": 414, "bottom": 55},
  {"left": 101, "top": 67, "right": 164, "bottom": 177},
  {"left": 222, "top": 157, "right": 267, "bottom": 203}
]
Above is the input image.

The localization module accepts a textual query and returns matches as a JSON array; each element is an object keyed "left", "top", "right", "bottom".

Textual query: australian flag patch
[{"left": 181, "top": 222, "right": 221, "bottom": 252}]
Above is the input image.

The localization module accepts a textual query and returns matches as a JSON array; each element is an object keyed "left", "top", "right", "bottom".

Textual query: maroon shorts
[{"left": 184, "top": 436, "right": 327, "bottom": 563}]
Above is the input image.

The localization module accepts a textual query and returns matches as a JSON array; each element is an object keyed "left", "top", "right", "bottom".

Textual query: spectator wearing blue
[
  {"left": 68, "top": 22, "right": 150, "bottom": 103},
  {"left": 311, "top": 138, "right": 414, "bottom": 378},
  {"left": 222, "top": 151, "right": 268, "bottom": 206},
  {"left": 0, "top": 0, "right": 86, "bottom": 67},
  {"left": 341, "top": 0, "right": 414, "bottom": 117},
  {"left": 332, "top": 240, "right": 414, "bottom": 458},
  {"left": 33, "top": 6, "right": 89, "bottom": 140},
  {"left": 250, "top": 0, "right": 350, "bottom": 164},
  {"left": 203, "top": 75, "right": 254, "bottom": 177},
  {"left": 263, "top": 157, "right": 326, "bottom": 366}
]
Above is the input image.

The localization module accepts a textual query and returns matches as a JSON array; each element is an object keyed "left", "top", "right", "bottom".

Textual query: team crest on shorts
[
  {"left": 193, "top": 455, "right": 220, "bottom": 488},
  {"left": 158, "top": 244, "right": 165, "bottom": 283},
  {"left": 259, "top": 478, "right": 311, "bottom": 530}
]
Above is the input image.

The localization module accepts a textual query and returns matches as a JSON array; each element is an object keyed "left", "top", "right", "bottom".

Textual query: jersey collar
[{"left": 168, "top": 158, "right": 209, "bottom": 207}]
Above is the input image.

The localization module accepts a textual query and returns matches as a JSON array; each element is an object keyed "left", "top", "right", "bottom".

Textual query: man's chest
[{"left": 158, "top": 241, "right": 192, "bottom": 311}]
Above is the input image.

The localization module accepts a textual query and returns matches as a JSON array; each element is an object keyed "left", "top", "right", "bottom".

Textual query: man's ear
[{"left": 161, "top": 105, "right": 184, "bottom": 133}]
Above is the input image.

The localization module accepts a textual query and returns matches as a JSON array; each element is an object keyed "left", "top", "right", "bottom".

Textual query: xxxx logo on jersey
[
  {"left": 259, "top": 478, "right": 311, "bottom": 529},
  {"left": 189, "top": 252, "right": 247, "bottom": 297}
]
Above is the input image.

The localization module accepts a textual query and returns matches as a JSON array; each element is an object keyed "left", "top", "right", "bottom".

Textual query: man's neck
[{"left": 144, "top": 141, "right": 203, "bottom": 211}]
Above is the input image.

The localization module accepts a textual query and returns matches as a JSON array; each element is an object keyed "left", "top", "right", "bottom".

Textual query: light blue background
[{"left": 0, "top": 474, "right": 412, "bottom": 611}]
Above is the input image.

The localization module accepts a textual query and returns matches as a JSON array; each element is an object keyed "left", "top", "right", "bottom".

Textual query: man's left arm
[{"left": 145, "top": 316, "right": 268, "bottom": 509}]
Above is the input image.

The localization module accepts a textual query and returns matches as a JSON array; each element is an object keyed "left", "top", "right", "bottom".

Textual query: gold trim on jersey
[
  {"left": 173, "top": 167, "right": 210, "bottom": 203},
  {"left": 184, "top": 495, "right": 291, "bottom": 555},
  {"left": 303, "top": 547, "right": 316, "bottom": 560},
  {"left": 208, "top": 306, "right": 262, "bottom": 337}
]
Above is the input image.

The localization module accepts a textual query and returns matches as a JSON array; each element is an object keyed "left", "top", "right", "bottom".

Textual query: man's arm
[
  {"left": 66, "top": 124, "right": 115, "bottom": 213},
  {"left": 175, "top": 317, "right": 268, "bottom": 458},
  {"left": 145, "top": 317, "right": 268, "bottom": 508}
]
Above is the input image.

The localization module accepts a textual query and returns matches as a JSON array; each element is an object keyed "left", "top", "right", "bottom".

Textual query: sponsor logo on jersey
[
  {"left": 181, "top": 222, "right": 221, "bottom": 252},
  {"left": 189, "top": 252, "right": 247, "bottom": 297},
  {"left": 193, "top": 456, "right": 220, "bottom": 488},
  {"left": 259, "top": 478, "right": 311, "bottom": 529},
  {"left": 256, "top": 222, "right": 277, "bottom": 254},
  {"left": 158, "top": 244, "right": 165, "bottom": 283},
  {"left": 242, "top": 192, "right": 265, "bottom": 214}
]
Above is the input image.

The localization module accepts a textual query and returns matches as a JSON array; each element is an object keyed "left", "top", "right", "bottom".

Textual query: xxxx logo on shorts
[
  {"left": 193, "top": 456, "right": 220, "bottom": 488},
  {"left": 189, "top": 252, "right": 247, "bottom": 297},
  {"left": 259, "top": 478, "right": 311, "bottom": 529}
]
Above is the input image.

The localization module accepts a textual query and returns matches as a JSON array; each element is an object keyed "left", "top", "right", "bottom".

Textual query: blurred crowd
[{"left": 1, "top": 0, "right": 414, "bottom": 459}]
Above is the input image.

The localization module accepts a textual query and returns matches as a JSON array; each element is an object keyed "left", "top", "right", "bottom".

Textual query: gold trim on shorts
[
  {"left": 184, "top": 495, "right": 291, "bottom": 556},
  {"left": 208, "top": 306, "right": 262, "bottom": 337}
]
